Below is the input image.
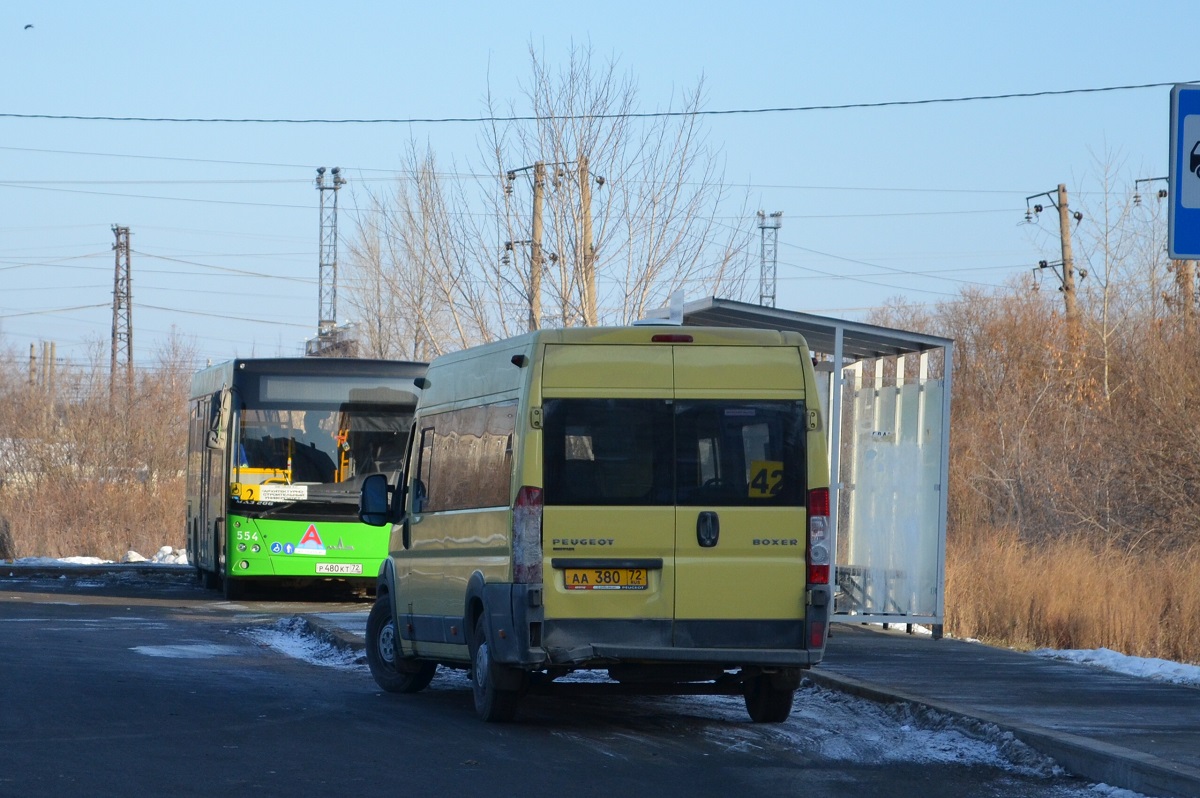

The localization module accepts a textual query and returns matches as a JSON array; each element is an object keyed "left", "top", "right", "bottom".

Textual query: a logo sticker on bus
[
  {"left": 295, "top": 524, "right": 326, "bottom": 555},
  {"left": 270, "top": 542, "right": 283, "bottom": 554}
]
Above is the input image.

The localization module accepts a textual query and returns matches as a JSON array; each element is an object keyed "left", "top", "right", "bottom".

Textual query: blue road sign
[{"left": 1169, "top": 84, "right": 1200, "bottom": 259}]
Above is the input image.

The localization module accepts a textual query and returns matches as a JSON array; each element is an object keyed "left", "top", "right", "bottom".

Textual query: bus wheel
[
  {"left": 470, "top": 615, "right": 521, "bottom": 722},
  {"left": 366, "top": 595, "right": 435, "bottom": 693},
  {"left": 222, "top": 574, "right": 244, "bottom": 601},
  {"left": 743, "top": 673, "right": 796, "bottom": 723}
]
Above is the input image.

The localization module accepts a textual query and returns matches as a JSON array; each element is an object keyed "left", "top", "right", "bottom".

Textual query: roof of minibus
[{"left": 529, "top": 325, "right": 805, "bottom": 347}]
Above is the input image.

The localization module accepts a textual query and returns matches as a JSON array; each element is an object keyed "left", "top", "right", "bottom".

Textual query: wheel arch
[
  {"left": 464, "top": 570, "right": 488, "bottom": 648},
  {"left": 377, "top": 557, "right": 397, "bottom": 597}
]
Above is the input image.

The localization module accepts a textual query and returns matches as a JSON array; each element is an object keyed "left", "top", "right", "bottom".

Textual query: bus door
[
  {"left": 540, "top": 344, "right": 678, "bottom": 638},
  {"left": 200, "top": 389, "right": 232, "bottom": 575},
  {"left": 670, "top": 346, "right": 809, "bottom": 649}
]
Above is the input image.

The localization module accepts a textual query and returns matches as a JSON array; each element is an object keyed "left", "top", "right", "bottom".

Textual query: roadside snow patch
[
  {"left": 1033, "top": 647, "right": 1200, "bottom": 688},
  {"left": 245, "top": 617, "right": 366, "bottom": 670}
]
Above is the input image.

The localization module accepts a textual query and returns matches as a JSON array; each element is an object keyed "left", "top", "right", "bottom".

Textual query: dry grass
[
  {"left": 0, "top": 477, "right": 185, "bottom": 561},
  {"left": 947, "top": 529, "right": 1200, "bottom": 665}
]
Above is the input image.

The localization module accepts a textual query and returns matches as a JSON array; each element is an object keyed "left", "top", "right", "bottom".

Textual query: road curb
[
  {"left": 296, "top": 615, "right": 367, "bottom": 657},
  {"left": 807, "top": 668, "right": 1200, "bottom": 798}
]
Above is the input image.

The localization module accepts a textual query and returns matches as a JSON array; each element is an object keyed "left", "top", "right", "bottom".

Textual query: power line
[
  {"left": 0, "top": 178, "right": 318, "bottom": 186},
  {"left": 0, "top": 145, "right": 395, "bottom": 173},
  {"left": 776, "top": 260, "right": 1035, "bottom": 281},
  {"left": 0, "top": 178, "right": 1026, "bottom": 221},
  {"left": 0, "top": 146, "right": 1092, "bottom": 198},
  {"left": 132, "top": 251, "right": 315, "bottom": 283},
  {"left": 1, "top": 80, "right": 1190, "bottom": 125},
  {"left": 133, "top": 303, "right": 310, "bottom": 328},
  {"left": 703, "top": 214, "right": 969, "bottom": 296},
  {"left": 0, "top": 181, "right": 311, "bottom": 210},
  {"left": 0, "top": 253, "right": 110, "bottom": 271},
  {"left": 0, "top": 303, "right": 109, "bottom": 319}
]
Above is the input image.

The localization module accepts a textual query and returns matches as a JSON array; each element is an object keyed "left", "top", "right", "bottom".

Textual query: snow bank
[
  {"left": 1033, "top": 647, "right": 1200, "bottom": 688},
  {"left": 11, "top": 546, "right": 188, "bottom": 567}
]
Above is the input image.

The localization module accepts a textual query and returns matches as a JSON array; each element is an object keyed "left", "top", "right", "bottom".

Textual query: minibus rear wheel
[
  {"left": 471, "top": 615, "right": 521, "bottom": 722},
  {"left": 366, "top": 594, "right": 436, "bottom": 693},
  {"left": 743, "top": 673, "right": 796, "bottom": 723}
]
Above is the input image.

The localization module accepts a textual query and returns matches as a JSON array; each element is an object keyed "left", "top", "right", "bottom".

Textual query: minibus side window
[{"left": 417, "top": 402, "right": 516, "bottom": 512}]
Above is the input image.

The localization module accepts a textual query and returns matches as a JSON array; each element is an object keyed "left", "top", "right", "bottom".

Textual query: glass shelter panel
[{"left": 835, "top": 356, "right": 945, "bottom": 621}]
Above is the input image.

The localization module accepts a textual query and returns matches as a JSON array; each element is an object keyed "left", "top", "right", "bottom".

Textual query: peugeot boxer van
[{"left": 359, "top": 326, "right": 831, "bottom": 722}]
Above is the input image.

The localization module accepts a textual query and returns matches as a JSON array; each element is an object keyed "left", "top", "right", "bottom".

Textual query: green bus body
[{"left": 186, "top": 357, "right": 426, "bottom": 598}]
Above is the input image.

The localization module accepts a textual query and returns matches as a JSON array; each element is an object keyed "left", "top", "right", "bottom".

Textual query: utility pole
[
  {"left": 1026, "top": 187, "right": 1082, "bottom": 348},
  {"left": 579, "top": 155, "right": 597, "bottom": 326},
  {"left": 110, "top": 224, "right": 133, "bottom": 393},
  {"left": 757, "top": 211, "right": 782, "bottom": 308},
  {"left": 43, "top": 341, "right": 55, "bottom": 393},
  {"left": 1179, "top": 260, "right": 1196, "bottom": 334},
  {"left": 507, "top": 156, "right": 603, "bottom": 329},
  {"left": 1056, "top": 184, "right": 1081, "bottom": 345},
  {"left": 530, "top": 161, "right": 545, "bottom": 331}
]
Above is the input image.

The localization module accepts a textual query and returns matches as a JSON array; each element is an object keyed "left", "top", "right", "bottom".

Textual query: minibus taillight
[
  {"left": 807, "top": 487, "right": 830, "bottom": 585},
  {"left": 513, "top": 485, "right": 544, "bottom": 584}
]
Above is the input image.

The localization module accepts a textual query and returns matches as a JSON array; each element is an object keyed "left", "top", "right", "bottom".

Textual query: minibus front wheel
[{"left": 366, "top": 593, "right": 436, "bottom": 693}]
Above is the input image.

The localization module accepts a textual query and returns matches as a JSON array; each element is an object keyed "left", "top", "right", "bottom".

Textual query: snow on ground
[
  {"left": 245, "top": 617, "right": 366, "bottom": 670},
  {"left": 8, "top": 546, "right": 189, "bottom": 566},
  {"left": 1033, "top": 647, "right": 1200, "bottom": 687}
]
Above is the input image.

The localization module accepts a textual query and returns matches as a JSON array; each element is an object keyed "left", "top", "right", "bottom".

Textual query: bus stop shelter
[{"left": 644, "top": 297, "right": 954, "bottom": 634}]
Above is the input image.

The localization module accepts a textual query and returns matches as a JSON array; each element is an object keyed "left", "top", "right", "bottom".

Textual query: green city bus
[{"left": 186, "top": 357, "right": 425, "bottom": 598}]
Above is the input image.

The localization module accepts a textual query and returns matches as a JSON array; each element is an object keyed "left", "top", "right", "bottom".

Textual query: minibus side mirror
[{"left": 360, "top": 473, "right": 401, "bottom": 526}]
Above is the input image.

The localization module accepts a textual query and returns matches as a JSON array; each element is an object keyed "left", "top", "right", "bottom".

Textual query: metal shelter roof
[{"left": 647, "top": 297, "right": 953, "bottom": 361}]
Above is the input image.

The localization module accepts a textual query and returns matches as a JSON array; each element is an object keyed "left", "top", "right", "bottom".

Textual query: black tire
[
  {"left": 222, "top": 572, "right": 245, "bottom": 600},
  {"left": 743, "top": 674, "right": 796, "bottom": 723},
  {"left": 470, "top": 615, "right": 521, "bottom": 722},
  {"left": 200, "top": 567, "right": 218, "bottom": 590},
  {"left": 366, "top": 594, "right": 436, "bottom": 693}
]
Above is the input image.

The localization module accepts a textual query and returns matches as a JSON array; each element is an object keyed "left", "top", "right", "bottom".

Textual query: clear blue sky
[{"left": 1, "top": 1, "right": 1194, "bottom": 368}]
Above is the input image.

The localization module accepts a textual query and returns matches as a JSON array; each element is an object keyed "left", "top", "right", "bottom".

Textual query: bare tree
[
  {"left": 344, "top": 144, "right": 505, "bottom": 359},
  {"left": 344, "top": 44, "right": 755, "bottom": 351}
]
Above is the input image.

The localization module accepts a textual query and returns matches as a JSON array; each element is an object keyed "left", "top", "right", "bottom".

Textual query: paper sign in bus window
[{"left": 748, "top": 460, "right": 784, "bottom": 498}]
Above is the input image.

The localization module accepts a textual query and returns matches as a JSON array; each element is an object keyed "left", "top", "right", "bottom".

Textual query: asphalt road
[{"left": 0, "top": 568, "right": 1103, "bottom": 798}]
